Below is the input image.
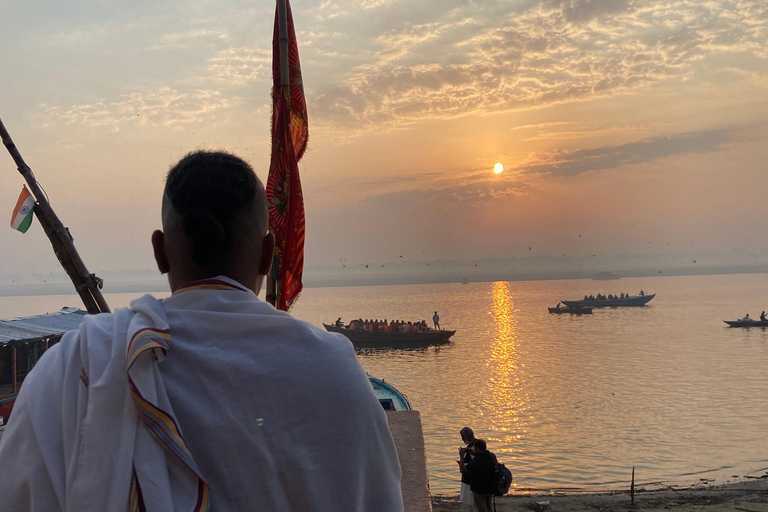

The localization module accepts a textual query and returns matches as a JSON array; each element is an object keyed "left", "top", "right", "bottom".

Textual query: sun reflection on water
[{"left": 486, "top": 282, "right": 530, "bottom": 482}]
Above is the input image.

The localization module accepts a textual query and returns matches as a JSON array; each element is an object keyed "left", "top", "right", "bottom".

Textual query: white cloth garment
[
  {"left": 460, "top": 482, "right": 475, "bottom": 506},
  {"left": 0, "top": 276, "right": 403, "bottom": 512}
]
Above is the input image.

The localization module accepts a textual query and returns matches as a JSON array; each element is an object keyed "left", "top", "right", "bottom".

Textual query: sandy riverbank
[{"left": 432, "top": 478, "right": 768, "bottom": 512}]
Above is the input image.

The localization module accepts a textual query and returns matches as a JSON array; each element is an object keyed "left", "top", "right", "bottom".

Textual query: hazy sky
[{"left": 1, "top": 0, "right": 767, "bottom": 278}]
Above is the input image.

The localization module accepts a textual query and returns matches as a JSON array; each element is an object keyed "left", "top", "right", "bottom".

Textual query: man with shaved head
[{"left": 0, "top": 151, "right": 403, "bottom": 512}]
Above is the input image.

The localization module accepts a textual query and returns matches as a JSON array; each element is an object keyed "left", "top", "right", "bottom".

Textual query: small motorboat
[
  {"left": 369, "top": 375, "right": 411, "bottom": 411},
  {"left": 723, "top": 319, "right": 768, "bottom": 328},
  {"left": 548, "top": 305, "right": 593, "bottom": 315}
]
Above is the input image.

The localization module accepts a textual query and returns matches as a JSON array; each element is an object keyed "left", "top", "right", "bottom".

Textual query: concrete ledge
[{"left": 387, "top": 410, "right": 432, "bottom": 512}]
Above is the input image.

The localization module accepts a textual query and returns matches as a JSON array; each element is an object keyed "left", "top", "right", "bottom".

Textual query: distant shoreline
[{"left": 0, "top": 265, "right": 766, "bottom": 298}]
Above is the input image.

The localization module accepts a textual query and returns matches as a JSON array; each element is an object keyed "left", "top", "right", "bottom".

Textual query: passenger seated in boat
[
  {"left": 741, "top": 313, "right": 752, "bottom": 322},
  {"left": 335, "top": 317, "right": 342, "bottom": 327},
  {"left": 639, "top": 290, "right": 644, "bottom": 296},
  {"left": 761, "top": 311, "right": 766, "bottom": 322},
  {"left": 584, "top": 295, "right": 588, "bottom": 301},
  {"left": 620, "top": 293, "right": 624, "bottom": 298}
]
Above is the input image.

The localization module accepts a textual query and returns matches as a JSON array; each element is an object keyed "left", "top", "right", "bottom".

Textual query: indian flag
[{"left": 10, "top": 186, "right": 35, "bottom": 233}]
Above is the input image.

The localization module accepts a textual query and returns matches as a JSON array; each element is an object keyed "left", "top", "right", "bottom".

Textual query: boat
[
  {"left": 460, "top": 277, "right": 469, "bottom": 285},
  {"left": 548, "top": 305, "right": 593, "bottom": 315},
  {"left": 561, "top": 293, "right": 655, "bottom": 308},
  {"left": 323, "top": 323, "right": 455, "bottom": 348},
  {"left": 723, "top": 320, "right": 768, "bottom": 328},
  {"left": 368, "top": 375, "right": 411, "bottom": 411},
  {"left": 592, "top": 272, "right": 621, "bottom": 280}
]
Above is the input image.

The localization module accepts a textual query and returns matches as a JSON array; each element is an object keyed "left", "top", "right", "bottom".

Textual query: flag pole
[
  {"left": 0, "top": 117, "right": 110, "bottom": 314},
  {"left": 266, "top": 0, "right": 291, "bottom": 308}
]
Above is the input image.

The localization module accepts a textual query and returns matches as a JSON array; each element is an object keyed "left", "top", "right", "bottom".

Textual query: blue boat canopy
[{"left": 0, "top": 307, "right": 87, "bottom": 346}]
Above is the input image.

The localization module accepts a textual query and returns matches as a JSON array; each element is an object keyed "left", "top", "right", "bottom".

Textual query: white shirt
[{"left": 0, "top": 276, "right": 402, "bottom": 512}]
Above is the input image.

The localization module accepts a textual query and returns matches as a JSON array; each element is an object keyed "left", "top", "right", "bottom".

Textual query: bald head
[{"left": 152, "top": 151, "right": 274, "bottom": 293}]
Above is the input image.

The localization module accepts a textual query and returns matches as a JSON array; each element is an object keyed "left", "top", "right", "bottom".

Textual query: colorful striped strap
[{"left": 127, "top": 325, "right": 210, "bottom": 512}]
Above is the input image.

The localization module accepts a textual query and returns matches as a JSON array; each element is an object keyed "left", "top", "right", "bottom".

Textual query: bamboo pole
[{"left": 0, "top": 117, "right": 110, "bottom": 314}]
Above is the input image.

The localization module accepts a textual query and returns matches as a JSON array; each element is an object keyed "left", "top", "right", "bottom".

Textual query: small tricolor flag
[{"left": 10, "top": 186, "right": 35, "bottom": 233}]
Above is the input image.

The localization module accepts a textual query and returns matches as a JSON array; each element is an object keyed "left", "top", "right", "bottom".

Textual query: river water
[{"left": 3, "top": 273, "right": 768, "bottom": 495}]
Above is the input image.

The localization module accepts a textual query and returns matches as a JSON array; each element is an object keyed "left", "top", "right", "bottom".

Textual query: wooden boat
[
  {"left": 723, "top": 320, "right": 768, "bottom": 328},
  {"left": 323, "top": 323, "right": 455, "bottom": 348},
  {"left": 561, "top": 294, "right": 655, "bottom": 308},
  {"left": 368, "top": 375, "right": 411, "bottom": 411},
  {"left": 548, "top": 305, "right": 593, "bottom": 315}
]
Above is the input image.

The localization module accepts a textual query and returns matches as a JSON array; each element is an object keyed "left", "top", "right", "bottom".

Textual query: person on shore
[
  {"left": 458, "top": 427, "right": 478, "bottom": 510},
  {"left": 458, "top": 438, "right": 497, "bottom": 512},
  {"left": 433, "top": 311, "right": 441, "bottom": 330},
  {"left": 0, "top": 150, "right": 403, "bottom": 512}
]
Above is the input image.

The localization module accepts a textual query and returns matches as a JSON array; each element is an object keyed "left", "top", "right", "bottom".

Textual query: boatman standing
[
  {"left": 433, "top": 311, "right": 441, "bottom": 330},
  {"left": 0, "top": 151, "right": 403, "bottom": 512}
]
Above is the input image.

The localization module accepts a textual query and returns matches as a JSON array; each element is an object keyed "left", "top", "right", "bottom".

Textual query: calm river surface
[{"left": 3, "top": 273, "right": 768, "bottom": 495}]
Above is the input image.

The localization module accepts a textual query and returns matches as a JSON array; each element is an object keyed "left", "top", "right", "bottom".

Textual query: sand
[{"left": 431, "top": 479, "right": 768, "bottom": 512}]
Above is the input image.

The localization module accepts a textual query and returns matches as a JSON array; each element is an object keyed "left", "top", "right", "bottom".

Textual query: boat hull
[
  {"left": 548, "top": 307, "right": 593, "bottom": 314},
  {"left": 324, "top": 324, "right": 455, "bottom": 348},
  {"left": 562, "top": 294, "right": 655, "bottom": 308},
  {"left": 724, "top": 320, "right": 768, "bottom": 328},
  {"left": 368, "top": 375, "right": 411, "bottom": 411}
]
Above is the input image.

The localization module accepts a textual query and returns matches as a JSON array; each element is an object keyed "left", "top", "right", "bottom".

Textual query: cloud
[
  {"left": 519, "top": 129, "right": 732, "bottom": 177},
  {"left": 207, "top": 47, "right": 271, "bottom": 86},
  {"left": 38, "top": 87, "right": 239, "bottom": 128},
  {"left": 312, "top": 0, "right": 768, "bottom": 131},
  {"left": 360, "top": 174, "right": 530, "bottom": 213},
  {"left": 150, "top": 28, "right": 229, "bottom": 50}
]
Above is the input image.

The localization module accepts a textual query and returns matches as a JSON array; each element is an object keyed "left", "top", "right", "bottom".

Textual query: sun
[{"left": 493, "top": 162, "right": 504, "bottom": 174}]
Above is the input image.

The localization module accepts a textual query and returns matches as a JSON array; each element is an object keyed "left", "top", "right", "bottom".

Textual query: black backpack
[{"left": 492, "top": 461, "right": 513, "bottom": 497}]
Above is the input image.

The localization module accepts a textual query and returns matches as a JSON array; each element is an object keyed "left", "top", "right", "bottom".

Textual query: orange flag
[{"left": 266, "top": 0, "right": 308, "bottom": 311}]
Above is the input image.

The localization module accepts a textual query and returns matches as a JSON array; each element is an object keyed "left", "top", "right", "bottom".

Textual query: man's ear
[
  {"left": 152, "top": 230, "right": 170, "bottom": 274},
  {"left": 258, "top": 231, "right": 276, "bottom": 276}
]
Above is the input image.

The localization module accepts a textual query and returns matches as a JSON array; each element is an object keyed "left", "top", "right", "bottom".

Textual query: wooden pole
[
  {"left": 12, "top": 346, "right": 17, "bottom": 395},
  {"left": 631, "top": 465, "right": 635, "bottom": 505},
  {"left": 266, "top": 0, "right": 291, "bottom": 309},
  {"left": 0, "top": 117, "right": 110, "bottom": 314}
]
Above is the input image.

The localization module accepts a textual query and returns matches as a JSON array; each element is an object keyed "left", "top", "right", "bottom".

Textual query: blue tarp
[{"left": 0, "top": 307, "right": 87, "bottom": 345}]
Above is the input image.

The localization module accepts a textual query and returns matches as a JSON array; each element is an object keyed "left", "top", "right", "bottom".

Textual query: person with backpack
[{"left": 458, "top": 438, "right": 497, "bottom": 512}]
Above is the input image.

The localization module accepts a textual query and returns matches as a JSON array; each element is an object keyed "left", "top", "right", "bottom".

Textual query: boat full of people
[
  {"left": 548, "top": 303, "right": 593, "bottom": 315},
  {"left": 324, "top": 317, "right": 455, "bottom": 348},
  {"left": 561, "top": 290, "right": 655, "bottom": 308}
]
